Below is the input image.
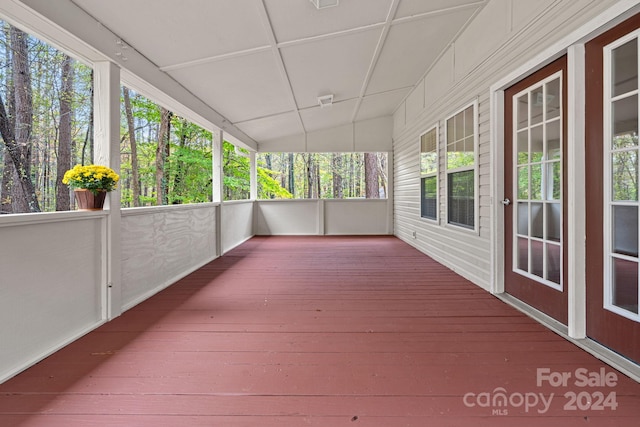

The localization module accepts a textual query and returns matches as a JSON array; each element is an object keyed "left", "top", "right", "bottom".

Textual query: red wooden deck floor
[{"left": 1, "top": 236, "right": 639, "bottom": 426}]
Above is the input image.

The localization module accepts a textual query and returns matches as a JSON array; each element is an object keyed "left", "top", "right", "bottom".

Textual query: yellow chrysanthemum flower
[{"left": 62, "top": 164, "right": 120, "bottom": 194}]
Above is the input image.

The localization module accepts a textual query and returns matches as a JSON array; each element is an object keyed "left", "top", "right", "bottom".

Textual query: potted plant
[{"left": 62, "top": 164, "right": 119, "bottom": 210}]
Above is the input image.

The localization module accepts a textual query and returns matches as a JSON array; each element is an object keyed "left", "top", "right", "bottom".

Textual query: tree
[
  {"left": 0, "top": 26, "right": 40, "bottom": 213},
  {"left": 332, "top": 153, "right": 343, "bottom": 198},
  {"left": 81, "top": 70, "right": 94, "bottom": 165},
  {"left": 55, "top": 54, "right": 73, "bottom": 211},
  {"left": 123, "top": 88, "right": 141, "bottom": 206},
  {"left": 155, "top": 107, "right": 171, "bottom": 205},
  {"left": 288, "top": 152, "right": 294, "bottom": 195},
  {"left": 1, "top": 23, "right": 14, "bottom": 214},
  {"left": 364, "top": 152, "right": 379, "bottom": 198}
]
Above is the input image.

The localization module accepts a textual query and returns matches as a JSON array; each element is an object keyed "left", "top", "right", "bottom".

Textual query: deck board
[{"left": 1, "top": 236, "right": 639, "bottom": 425}]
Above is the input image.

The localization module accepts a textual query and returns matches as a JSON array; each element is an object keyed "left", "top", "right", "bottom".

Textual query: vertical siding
[
  {"left": 393, "top": 0, "right": 620, "bottom": 290},
  {"left": 0, "top": 215, "right": 104, "bottom": 383}
]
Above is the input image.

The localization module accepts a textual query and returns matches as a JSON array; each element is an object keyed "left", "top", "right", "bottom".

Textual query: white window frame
[
  {"left": 603, "top": 29, "right": 640, "bottom": 322},
  {"left": 444, "top": 100, "right": 479, "bottom": 233},
  {"left": 419, "top": 124, "right": 439, "bottom": 222}
]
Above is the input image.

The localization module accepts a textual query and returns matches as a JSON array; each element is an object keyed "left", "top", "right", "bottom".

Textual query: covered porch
[
  {"left": 1, "top": 236, "right": 639, "bottom": 426},
  {"left": 1, "top": 0, "right": 640, "bottom": 424}
]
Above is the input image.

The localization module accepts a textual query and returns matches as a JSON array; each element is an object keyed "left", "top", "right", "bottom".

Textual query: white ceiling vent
[
  {"left": 309, "top": 0, "right": 339, "bottom": 10},
  {"left": 318, "top": 94, "right": 334, "bottom": 108}
]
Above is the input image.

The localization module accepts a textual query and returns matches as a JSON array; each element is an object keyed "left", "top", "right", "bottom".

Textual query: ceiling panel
[
  {"left": 264, "top": 0, "right": 391, "bottom": 43},
  {"left": 167, "top": 50, "right": 292, "bottom": 124},
  {"left": 366, "top": 7, "right": 476, "bottom": 95},
  {"left": 236, "top": 111, "right": 303, "bottom": 142},
  {"left": 355, "top": 88, "right": 412, "bottom": 122},
  {"left": 300, "top": 99, "right": 359, "bottom": 132},
  {"left": 281, "top": 28, "right": 381, "bottom": 109},
  {"left": 53, "top": 0, "right": 489, "bottom": 146},
  {"left": 73, "top": 0, "right": 270, "bottom": 68},
  {"left": 394, "top": 0, "right": 482, "bottom": 19}
]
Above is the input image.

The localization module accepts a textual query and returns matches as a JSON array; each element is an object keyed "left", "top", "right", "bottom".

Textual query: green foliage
[
  {"left": 257, "top": 152, "right": 387, "bottom": 199},
  {"left": 258, "top": 167, "right": 292, "bottom": 199},
  {"left": 446, "top": 152, "right": 474, "bottom": 170},
  {"left": 223, "top": 141, "right": 250, "bottom": 200},
  {"left": 120, "top": 88, "right": 214, "bottom": 206}
]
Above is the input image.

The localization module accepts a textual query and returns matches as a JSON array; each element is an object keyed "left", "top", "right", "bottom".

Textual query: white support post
[
  {"left": 250, "top": 151, "right": 257, "bottom": 200},
  {"left": 567, "top": 44, "right": 587, "bottom": 339},
  {"left": 489, "top": 89, "right": 506, "bottom": 295},
  {"left": 318, "top": 200, "right": 325, "bottom": 235},
  {"left": 386, "top": 150, "right": 394, "bottom": 235},
  {"left": 213, "top": 129, "right": 224, "bottom": 256},
  {"left": 213, "top": 129, "right": 223, "bottom": 204},
  {"left": 93, "top": 61, "right": 121, "bottom": 320}
]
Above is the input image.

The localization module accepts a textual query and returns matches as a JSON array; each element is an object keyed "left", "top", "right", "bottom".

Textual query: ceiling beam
[
  {"left": 256, "top": 0, "right": 306, "bottom": 136},
  {"left": 160, "top": 45, "right": 272, "bottom": 72},
  {"left": 350, "top": 0, "right": 400, "bottom": 123}
]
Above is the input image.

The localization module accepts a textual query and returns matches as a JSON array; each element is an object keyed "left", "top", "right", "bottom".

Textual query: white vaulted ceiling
[{"left": 55, "top": 0, "right": 487, "bottom": 147}]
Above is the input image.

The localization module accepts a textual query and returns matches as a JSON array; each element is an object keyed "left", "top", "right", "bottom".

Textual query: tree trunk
[
  {"left": 155, "top": 107, "right": 171, "bottom": 205},
  {"left": 123, "top": 88, "right": 141, "bottom": 206},
  {"left": 172, "top": 118, "right": 188, "bottom": 204},
  {"left": 332, "top": 153, "right": 343, "bottom": 199},
  {"left": 279, "top": 153, "right": 286, "bottom": 188},
  {"left": 1, "top": 24, "right": 14, "bottom": 214},
  {"left": 1, "top": 149, "right": 14, "bottom": 214},
  {"left": 264, "top": 153, "right": 273, "bottom": 199},
  {"left": 348, "top": 153, "right": 355, "bottom": 198},
  {"left": 379, "top": 154, "right": 387, "bottom": 198},
  {"left": 364, "top": 152, "right": 379, "bottom": 198},
  {"left": 305, "top": 154, "right": 312, "bottom": 199},
  {"left": 0, "top": 26, "right": 40, "bottom": 213},
  {"left": 82, "top": 70, "right": 94, "bottom": 165},
  {"left": 288, "top": 152, "right": 295, "bottom": 196},
  {"left": 314, "top": 155, "right": 320, "bottom": 198},
  {"left": 56, "top": 54, "right": 73, "bottom": 211}
]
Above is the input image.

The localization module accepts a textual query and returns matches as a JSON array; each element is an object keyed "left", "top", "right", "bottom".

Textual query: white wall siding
[
  {"left": 0, "top": 214, "right": 104, "bottom": 382},
  {"left": 393, "top": 0, "right": 620, "bottom": 290},
  {"left": 256, "top": 200, "right": 320, "bottom": 235},
  {"left": 324, "top": 200, "right": 390, "bottom": 235},
  {"left": 121, "top": 204, "right": 217, "bottom": 310},
  {"left": 256, "top": 199, "right": 392, "bottom": 236},
  {"left": 221, "top": 201, "right": 254, "bottom": 253}
]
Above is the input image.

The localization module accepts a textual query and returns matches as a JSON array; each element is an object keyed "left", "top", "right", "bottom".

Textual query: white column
[
  {"left": 490, "top": 89, "right": 506, "bottom": 295},
  {"left": 386, "top": 150, "right": 394, "bottom": 235},
  {"left": 213, "top": 129, "right": 223, "bottom": 204},
  {"left": 213, "top": 129, "right": 224, "bottom": 256},
  {"left": 250, "top": 150, "right": 257, "bottom": 200},
  {"left": 93, "top": 61, "right": 121, "bottom": 320},
  {"left": 567, "top": 44, "right": 586, "bottom": 339}
]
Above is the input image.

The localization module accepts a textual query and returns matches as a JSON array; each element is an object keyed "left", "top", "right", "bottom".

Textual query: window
[
  {"left": 420, "top": 127, "right": 438, "bottom": 220},
  {"left": 446, "top": 103, "right": 477, "bottom": 229},
  {"left": 257, "top": 153, "right": 388, "bottom": 199}
]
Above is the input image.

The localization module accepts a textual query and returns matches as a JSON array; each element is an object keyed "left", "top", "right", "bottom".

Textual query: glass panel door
[
  {"left": 605, "top": 33, "right": 640, "bottom": 320},
  {"left": 512, "top": 73, "right": 563, "bottom": 290}
]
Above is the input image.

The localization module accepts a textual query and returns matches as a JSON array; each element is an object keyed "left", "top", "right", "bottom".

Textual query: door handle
[{"left": 501, "top": 198, "right": 511, "bottom": 206}]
